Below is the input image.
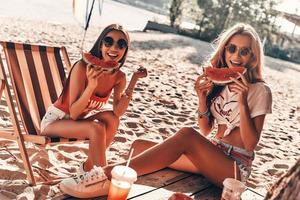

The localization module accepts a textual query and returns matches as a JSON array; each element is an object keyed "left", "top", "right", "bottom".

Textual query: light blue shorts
[{"left": 211, "top": 138, "right": 254, "bottom": 183}]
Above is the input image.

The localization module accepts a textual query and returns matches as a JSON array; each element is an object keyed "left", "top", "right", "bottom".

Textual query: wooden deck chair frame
[{"left": 0, "top": 41, "right": 79, "bottom": 185}]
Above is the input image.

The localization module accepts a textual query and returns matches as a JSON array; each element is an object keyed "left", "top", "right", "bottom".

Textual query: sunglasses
[
  {"left": 103, "top": 36, "right": 127, "bottom": 49},
  {"left": 225, "top": 44, "right": 251, "bottom": 57}
]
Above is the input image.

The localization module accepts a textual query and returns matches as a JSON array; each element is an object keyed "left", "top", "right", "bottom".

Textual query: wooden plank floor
[
  {"left": 64, "top": 168, "right": 264, "bottom": 200},
  {"left": 129, "top": 174, "right": 212, "bottom": 199}
]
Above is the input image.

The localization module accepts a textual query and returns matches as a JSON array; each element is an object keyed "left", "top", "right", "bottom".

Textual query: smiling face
[
  {"left": 225, "top": 34, "right": 252, "bottom": 68},
  {"left": 100, "top": 30, "right": 128, "bottom": 63}
]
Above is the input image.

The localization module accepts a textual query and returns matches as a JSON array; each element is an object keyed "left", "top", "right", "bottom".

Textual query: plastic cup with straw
[
  {"left": 107, "top": 148, "right": 137, "bottom": 200},
  {"left": 221, "top": 161, "right": 246, "bottom": 200}
]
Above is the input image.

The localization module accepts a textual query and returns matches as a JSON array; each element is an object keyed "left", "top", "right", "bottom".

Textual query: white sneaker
[
  {"left": 78, "top": 162, "right": 85, "bottom": 174},
  {"left": 60, "top": 166, "right": 110, "bottom": 198}
]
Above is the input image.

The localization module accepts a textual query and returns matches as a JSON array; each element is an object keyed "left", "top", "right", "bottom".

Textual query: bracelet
[{"left": 197, "top": 108, "right": 211, "bottom": 119}]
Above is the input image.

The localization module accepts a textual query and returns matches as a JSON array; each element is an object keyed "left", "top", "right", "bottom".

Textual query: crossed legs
[
  {"left": 104, "top": 127, "right": 235, "bottom": 186},
  {"left": 129, "top": 138, "right": 200, "bottom": 174}
]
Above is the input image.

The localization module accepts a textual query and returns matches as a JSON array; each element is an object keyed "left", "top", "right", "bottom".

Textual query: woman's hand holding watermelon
[
  {"left": 229, "top": 73, "right": 249, "bottom": 104},
  {"left": 194, "top": 74, "right": 213, "bottom": 99},
  {"left": 86, "top": 64, "right": 105, "bottom": 90}
]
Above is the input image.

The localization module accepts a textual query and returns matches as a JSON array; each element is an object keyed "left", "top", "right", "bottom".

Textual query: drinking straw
[
  {"left": 234, "top": 161, "right": 238, "bottom": 180},
  {"left": 122, "top": 148, "right": 134, "bottom": 176}
]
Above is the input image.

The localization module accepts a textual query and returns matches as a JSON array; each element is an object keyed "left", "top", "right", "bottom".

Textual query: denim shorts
[
  {"left": 211, "top": 138, "right": 254, "bottom": 183},
  {"left": 40, "top": 105, "right": 69, "bottom": 134}
]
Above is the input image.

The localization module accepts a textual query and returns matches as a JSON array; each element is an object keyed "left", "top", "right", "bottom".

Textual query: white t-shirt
[{"left": 210, "top": 82, "right": 272, "bottom": 136}]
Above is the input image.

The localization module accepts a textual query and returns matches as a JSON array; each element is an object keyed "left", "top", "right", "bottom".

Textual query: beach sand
[{"left": 0, "top": 17, "right": 299, "bottom": 199}]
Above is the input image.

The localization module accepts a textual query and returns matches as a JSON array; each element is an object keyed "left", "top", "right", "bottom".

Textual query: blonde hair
[{"left": 209, "top": 23, "right": 264, "bottom": 83}]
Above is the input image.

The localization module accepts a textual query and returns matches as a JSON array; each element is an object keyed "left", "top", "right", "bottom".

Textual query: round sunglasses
[
  {"left": 225, "top": 44, "right": 251, "bottom": 57},
  {"left": 103, "top": 36, "right": 128, "bottom": 49}
]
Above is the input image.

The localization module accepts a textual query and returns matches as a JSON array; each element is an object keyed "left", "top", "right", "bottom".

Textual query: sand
[{"left": 0, "top": 16, "right": 299, "bottom": 199}]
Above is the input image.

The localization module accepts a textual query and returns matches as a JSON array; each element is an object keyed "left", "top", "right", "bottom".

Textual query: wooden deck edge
[{"left": 128, "top": 173, "right": 193, "bottom": 199}]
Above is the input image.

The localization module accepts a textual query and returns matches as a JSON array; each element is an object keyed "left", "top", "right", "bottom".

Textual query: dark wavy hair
[
  {"left": 89, "top": 23, "right": 130, "bottom": 67},
  {"left": 59, "top": 24, "right": 130, "bottom": 103}
]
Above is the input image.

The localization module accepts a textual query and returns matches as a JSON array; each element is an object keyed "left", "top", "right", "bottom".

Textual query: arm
[
  {"left": 194, "top": 75, "right": 214, "bottom": 136},
  {"left": 197, "top": 95, "right": 214, "bottom": 136},
  {"left": 230, "top": 74, "right": 266, "bottom": 151},
  {"left": 113, "top": 67, "right": 147, "bottom": 117},
  {"left": 239, "top": 105, "right": 266, "bottom": 151},
  {"left": 69, "top": 61, "right": 103, "bottom": 120}
]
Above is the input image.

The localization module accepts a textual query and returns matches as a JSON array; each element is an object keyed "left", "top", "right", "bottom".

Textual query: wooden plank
[
  {"left": 134, "top": 168, "right": 190, "bottom": 187},
  {"left": 129, "top": 174, "right": 212, "bottom": 200},
  {"left": 45, "top": 170, "right": 264, "bottom": 200},
  {"left": 63, "top": 169, "right": 214, "bottom": 200},
  {"left": 81, "top": 168, "right": 190, "bottom": 200},
  {"left": 192, "top": 186, "right": 222, "bottom": 200},
  {"left": 127, "top": 169, "right": 192, "bottom": 199},
  {"left": 241, "top": 188, "right": 264, "bottom": 200},
  {"left": 0, "top": 129, "right": 16, "bottom": 140},
  {"left": 23, "top": 134, "right": 47, "bottom": 144},
  {"left": 192, "top": 187, "right": 264, "bottom": 200},
  {"left": 61, "top": 47, "right": 72, "bottom": 71}
]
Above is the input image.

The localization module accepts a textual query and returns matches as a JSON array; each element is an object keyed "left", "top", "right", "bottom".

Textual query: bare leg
[
  {"left": 87, "top": 111, "right": 120, "bottom": 148},
  {"left": 83, "top": 111, "right": 119, "bottom": 171},
  {"left": 104, "top": 127, "right": 235, "bottom": 186},
  {"left": 43, "top": 120, "right": 107, "bottom": 169},
  {"left": 130, "top": 139, "right": 199, "bottom": 173}
]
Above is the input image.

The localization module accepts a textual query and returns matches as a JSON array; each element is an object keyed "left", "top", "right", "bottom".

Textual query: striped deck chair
[{"left": 0, "top": 41, "right": 78, "bottom": 185}]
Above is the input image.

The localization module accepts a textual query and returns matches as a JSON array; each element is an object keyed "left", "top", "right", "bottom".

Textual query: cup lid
[
  {"left": 223, "top": 178, "right": 246, "bottom": 191},
  {"left": 111, "top": 165, "right": 137, "bottom": 183}
]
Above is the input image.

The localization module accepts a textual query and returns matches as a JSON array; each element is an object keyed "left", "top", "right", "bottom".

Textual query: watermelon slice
[
  {"left": 204, "top": 67, "right": 246, "bottom": 85},
  {"left": 82, "top": 52, "right": 119, "bottom": 72}
]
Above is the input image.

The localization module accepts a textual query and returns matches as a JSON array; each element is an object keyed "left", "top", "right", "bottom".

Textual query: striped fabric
[{"left": 0, "top": 41, "right": 66, "bottom": 137}]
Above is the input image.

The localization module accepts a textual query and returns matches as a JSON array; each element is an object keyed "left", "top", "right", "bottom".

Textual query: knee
[
  {"left": 131, "top": 139, "right": 143, "bottom": 149},
  {"left": 88, "top": 122, "right": 106, "bottom": 140},
  {"left": 177, "top": 127, "right": 197, "bottom": 136},
  {"left": 131, "top": 139, "right": 153, "bottom": 149},
  {"left": 131, "top": 139, "right": 144, "bottom": 155},
  {"left": 131, "top": 139, "right": 156, "bottom": 156},
  {"left": 175, "top": 127, "right": 201, "bottom": 141},
  {"left": 104, "top": 111, "right": 120, "bottom": 128}
]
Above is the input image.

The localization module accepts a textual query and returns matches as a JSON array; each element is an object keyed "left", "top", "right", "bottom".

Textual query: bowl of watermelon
[
  {"left": 203, "top": 66, "right": 246, "bottom": 85},
  {"left": 82, "top": 52, "right": 119, "bottom": 72}
]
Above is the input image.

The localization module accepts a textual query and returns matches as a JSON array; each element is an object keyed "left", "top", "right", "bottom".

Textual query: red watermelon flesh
[
  {"left": 204, "top": 67, "right": 246, "bottom": 85},
  {"left": 82, "top": 52, "right": 119, "bottom": 71}
]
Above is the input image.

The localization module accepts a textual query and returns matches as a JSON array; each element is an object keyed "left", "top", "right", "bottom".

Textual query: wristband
[{"left": 197, "top": 108, "right": 211, "bottom": 119}]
